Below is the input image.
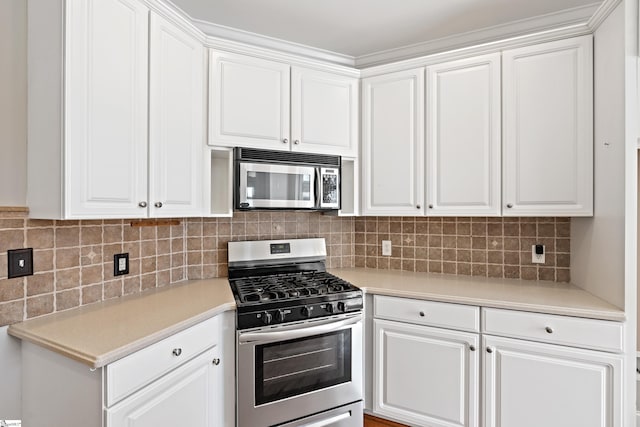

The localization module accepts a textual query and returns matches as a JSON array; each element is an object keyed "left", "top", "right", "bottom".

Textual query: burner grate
[{"left": 231, "top": 271, "right": 357, "bottom": 305}]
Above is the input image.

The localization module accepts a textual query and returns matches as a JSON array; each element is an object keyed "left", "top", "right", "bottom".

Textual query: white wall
[
  {"left": 571, "top": 4, "right": 626, "bottom": 309},
  {"left": 0, "top": 0, "right": 27, "bottom": 206},
  {"left": 0, "top": 326, "right": 21, "bottom": 419}
]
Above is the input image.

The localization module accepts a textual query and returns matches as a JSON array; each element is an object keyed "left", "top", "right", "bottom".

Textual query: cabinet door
[
  {"left": 209, "top": 51, "right": 290, "bottom": 150},
  {"left": 291, "top": 67, "right": 358, "bottom": 156},
  {"left": 483, "top": 335, "right": 622, "bottom": 427},
  {"left": 107, "top": 349, "right": 221, "bottom": 427},
  {"left": 502, "top": 35, "right": 593, "bottom": 216},
  {"left": 374, "top": 319, "right": 479, "bottom": 427},
  {"left": 64, "top": 0, "right": 149, "bottom": 218},
  {"left": 362, "top": 69, "right": 425, "bottom": 216},
  {"left": 426, "top": 54, "right": 501, "bottom": 216},
  {"left": 149, "top": 13, "right": 204, "bottom": 217}
]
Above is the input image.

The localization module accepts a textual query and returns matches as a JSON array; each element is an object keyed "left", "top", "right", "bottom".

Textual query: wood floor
[{"left": 364, "top": 414, "right": 408, "bottom": 427}]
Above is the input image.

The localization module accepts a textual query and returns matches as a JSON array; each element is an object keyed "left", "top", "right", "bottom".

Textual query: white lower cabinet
[
  {"left": 21, "top": 314, "right": 232, "bottom": 427},
  {"left": 107, "top": 348, "right": 218, "bottom": 427},
  {"left": 370, "top": 296, "right": 624, "bottom": 427},
  {"left": 483, "top": 335, "right": 622, "bottom": 427},
  {"left": 374, "top": 319, "right": 479, "bottom": 427}
]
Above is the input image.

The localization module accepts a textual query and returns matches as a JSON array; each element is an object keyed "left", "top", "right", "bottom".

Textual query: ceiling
[{"left": 170, "top": 0, "right": 602, "bottom": 58}]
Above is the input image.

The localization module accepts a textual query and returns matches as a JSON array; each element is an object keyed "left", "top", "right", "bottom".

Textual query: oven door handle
[{"left": 238, "top": 315, "right": 361, "bottom": 344}]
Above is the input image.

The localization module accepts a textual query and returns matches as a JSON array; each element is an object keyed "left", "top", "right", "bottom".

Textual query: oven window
[
  {"left": 246, "top": 171, "right": 311, "bottom": 202},
  {"left": 255, "top": 330, "right": 352, "bottom": 406}
]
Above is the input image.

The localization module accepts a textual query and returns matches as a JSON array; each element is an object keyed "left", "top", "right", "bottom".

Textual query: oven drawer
[
  {"left": 481, "top": 308, "right": 624, "bottom": 353},
  {"left": 374, "top": 295, "right": 480, "bottom": 332},
  {"left": 278, "top": 401, "right": 363, "bottom": 427},
  {"left": 105, "top": 315, "right": 220, "bottom": 406}
]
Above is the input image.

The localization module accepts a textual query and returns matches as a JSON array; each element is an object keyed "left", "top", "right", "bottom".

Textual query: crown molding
[
  {"left": 359, "top": 23, "right": 592, "bottom": 78},
  {"left": 193, "top": 18, "right": 357, "bottom": 68},
  {"left": 355, "top": 2, "right": 600, "bottom": 68},
  {"left": 587, "top": 0, "right": 623, "bottom": 31}
]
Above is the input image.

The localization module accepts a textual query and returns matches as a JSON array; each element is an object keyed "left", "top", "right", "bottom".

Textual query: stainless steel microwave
[{"left": 234, "top": 148, "right": 341, "bottom": 211}]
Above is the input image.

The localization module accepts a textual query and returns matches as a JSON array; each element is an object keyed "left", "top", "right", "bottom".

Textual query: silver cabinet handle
[
  {"left": 283, "top": 138, "right": 289, "bottom": 144},
  {"left": 212, "top": 358, "right": 220, "bottom": 365},
  {"left": 486, "top": 347, "right": 493, "bottom": 354},
  {"left": 545, "top": 326, "right": 553, "bottom": 334},
  {"left": 172, "top": 348, "right": 182, "bottom": 357},
  {"left": 138, "top": 201, "right": 147, "bottom": 208},
  {"left": 469, "top": 345, "right": 476, "bottom": 352},
  {"left": 419, "top": 311, "right": 425, "bottom": 317},
  {"left": 154, "top": 202, "right": 163, "bottom": 208},
  {"left": 294, "top": 140, "right": 300, "bottom": 145},
  {"left": 506, "top": 203, "right": 513, "bottom": 208}
]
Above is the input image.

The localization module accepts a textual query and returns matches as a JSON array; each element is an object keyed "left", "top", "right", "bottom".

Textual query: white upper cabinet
[
  {"left": 209, "top": 53, "right": 358, "bottom": 157},
  {"left": 426, "top": 53, "right": 501, "bottom": 216},
  {"left": 64, "top": 0, "right": 149, "bottom": 218},
  {"left": 362, "top": 68, "right": 425, "bottom": 216},
  {"left": 148, "top": 13, "right": 205, "bottom": 217},
  {"left": 502, "top": 35, "right": 593, "bottom": 216},
  {"left": 28, "top": 0, "right": 207, "bottom": 219},
  {"left": 209, "top": 52, "right": 291, "bottom": 150},
  {"left": 291, "top": 67, "right": 358, "bottom": 157}
]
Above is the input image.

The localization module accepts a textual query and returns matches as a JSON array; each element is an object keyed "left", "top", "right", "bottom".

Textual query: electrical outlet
[
  {"left": 114, "top": 253, "right": 129, "bottom": 276},
  {"left": 531, "top": 244, "right": 545, "bottom": 264},
  {"left": 381, "top": 240, "right": 392, "bottom": 256},
  {"left": 8, "top": 248, "right": 34, "bottom": 278}
]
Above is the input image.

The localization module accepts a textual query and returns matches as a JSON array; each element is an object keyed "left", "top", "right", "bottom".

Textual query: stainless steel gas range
[{"left": 228, "top": 238, "right": 363, "bottom": 427}]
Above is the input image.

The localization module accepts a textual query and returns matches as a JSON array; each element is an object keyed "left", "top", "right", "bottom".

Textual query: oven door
[
  {"left": 238, "top": 162, "right": 316, "bottom": 209},
  {"left": 237, "top": 313, "right": 363, "bottom": 427}
]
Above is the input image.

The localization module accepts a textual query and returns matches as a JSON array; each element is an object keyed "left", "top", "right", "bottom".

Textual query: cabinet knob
[
  {"left": 154, "top": 202, "right": 163, "bottom": 208},
  {"left": 486, "top": 347, "right": 493, "bottom": 354},
  {"left": 294, "top": 139, "right": 300, "bottom": 145},
  {"left": 416, "top": 205, "right": 421, "bottom": 209},
  {"left": 283, "top": 138, "right": 289, "bottom": 144},
  {"left": 138, "top": 201, "right": 148, "bottom": 208},
  {"left": 506, "top": 203, "right": 513, "bottom": 208},
  {"left": 419, "top": 311, "right": 425, "bottom": 317},
  {"left": 545, "top": 326, "right": 554, "bottom": 334},
  {"left": 172, "top": 348, "right": 182, "bottom": 357},
  {"left": 212, "top": 358, "right": 221, "bottom": 365},
  {"left": 469, "top": 345, "right": 476, "bottom": 352},
  {"left": 428, "top": 204, "right": 433, "bottom": 209}
]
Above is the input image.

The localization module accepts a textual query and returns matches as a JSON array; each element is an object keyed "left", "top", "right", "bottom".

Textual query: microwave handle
[{"left": 238, "top": 314, "right": 361, "bottom": 344}]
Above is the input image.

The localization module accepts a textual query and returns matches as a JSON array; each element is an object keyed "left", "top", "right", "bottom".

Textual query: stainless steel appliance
[
  {"left": 234, "top": 148, "right": 340, "bottom": 210},
  {"left": 228, "top": 238, "right": 363, "bottom": 427}
]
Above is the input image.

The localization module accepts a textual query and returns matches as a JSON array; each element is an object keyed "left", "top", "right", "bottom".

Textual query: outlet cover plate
[
  {"left": 531, "top": 245, "right": 545, "bottom": 264},
  {"left": 114, "top": 253, "right": 129, "bottom": 276},
  {"left": 381, "top": 240, "right": 392, "bottom": 256},
  {"left": 8, "top": 248, "right": 34, "bottom": 278}
]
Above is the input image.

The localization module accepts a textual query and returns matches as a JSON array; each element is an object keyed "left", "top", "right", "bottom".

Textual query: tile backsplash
[
  {"left": 354, "top": 217, "right": 570, "bottom": 282},
  {"left": 0, "top": 210, "right": 570, "bottom": 326},
  {"left": 0, "top": 211, "right": 353, "bottom": 326}
]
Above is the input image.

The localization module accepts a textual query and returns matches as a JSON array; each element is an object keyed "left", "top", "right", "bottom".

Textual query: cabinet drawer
[
  {"left": 374, "top": 295, "right": 479, "bottom": 332},
  {"left": 106, "top": 315, "right": 220, "bottom": 406},
  {"left": 482, "top": 308, "right": 623, "bottom": 353}
]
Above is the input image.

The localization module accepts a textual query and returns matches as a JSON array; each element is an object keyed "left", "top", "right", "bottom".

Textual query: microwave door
[{"left": 239, "top": 163, "right": 316, "bottom": 209}]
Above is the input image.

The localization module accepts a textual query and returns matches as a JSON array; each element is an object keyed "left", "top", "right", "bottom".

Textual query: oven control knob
[
  {"left": 262, "top": 311, "right": 273, "bottom": 325},
  {"left": 275, "top": 310, "right": 286, "bottom": 322},
  {"left": 301, "top": 306, "right": 311, "bottom": 318},
  {"left": 326, "top": 303, "right": 335, "bottom": 314},
  {"left": 337, "top": 302, "right": 347, "bottom": 312}
]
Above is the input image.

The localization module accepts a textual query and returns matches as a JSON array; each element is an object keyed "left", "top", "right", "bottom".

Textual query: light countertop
[
  {"left": 7, "top": 278, "right": 235, "bottom": 368},
  {"left": 330, "top": 268, "right": 625, "bottom": 322},
  {"left": 7, "top": 268, "right": 625, "bottom": 369}
]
